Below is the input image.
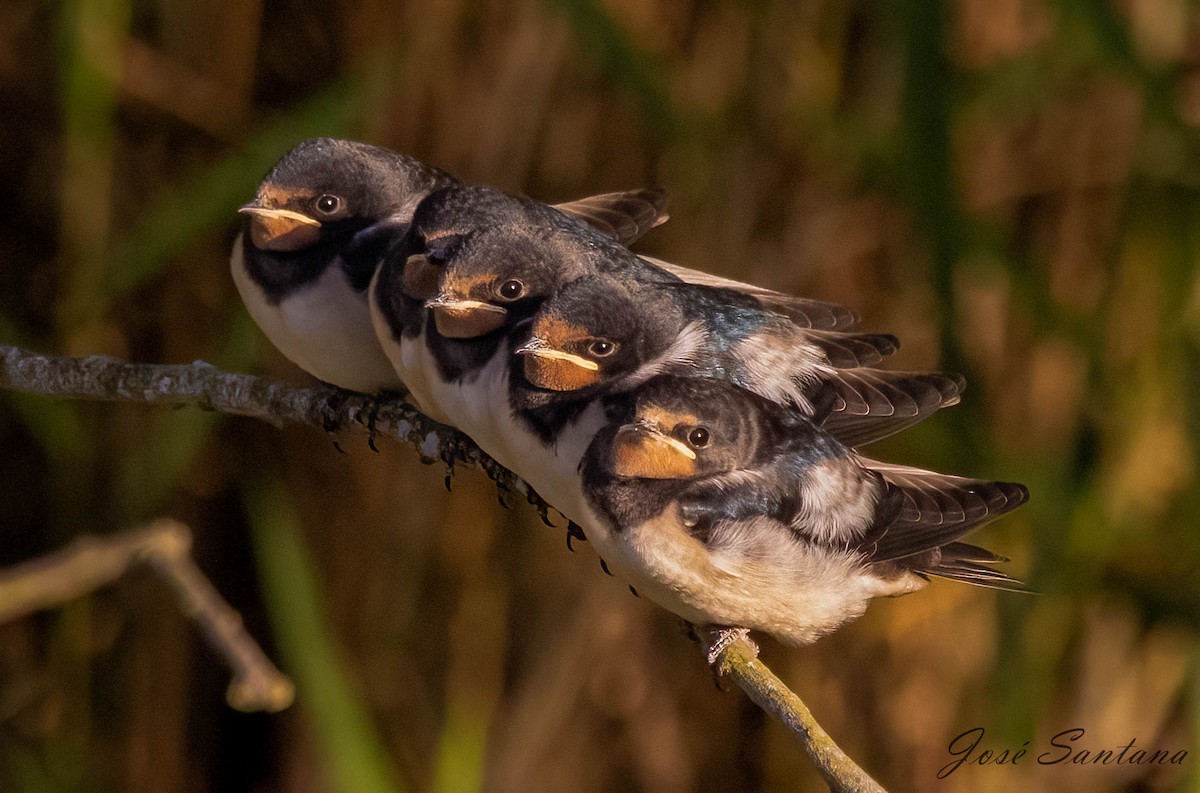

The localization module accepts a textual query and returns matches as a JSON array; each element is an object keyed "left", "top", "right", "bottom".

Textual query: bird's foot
[
  {"left": 362, "top": 388, "right": 406, "bottom": 452},
  {"left": 701, "top": 626, "right": 755, "bottom": 667},
  {"left": 565, "top": 520, "right": 587, "bottom": 552},
  {"left": 318, "top": 387, "right": 352, "bottom": 434}
]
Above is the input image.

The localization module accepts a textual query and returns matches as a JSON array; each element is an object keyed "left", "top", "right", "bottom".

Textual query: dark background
[{"left": 0, "top": 1, "right": 1197, "bottom": 791}]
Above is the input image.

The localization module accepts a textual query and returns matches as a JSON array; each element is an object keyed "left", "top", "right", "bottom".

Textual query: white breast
[{"left": 231, "top": 236, "right": 401, "bottom": 394}]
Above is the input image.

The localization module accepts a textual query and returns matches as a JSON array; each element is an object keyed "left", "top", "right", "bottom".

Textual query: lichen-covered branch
[
  {"left": 0, "top": 343, "right": 886, "bottom": 790},
  {"left": 0, "top": 518, "right": 293, "bottom": 712},
  {"left": 0, "top": 344, "right": 550, "bottom": 516}
]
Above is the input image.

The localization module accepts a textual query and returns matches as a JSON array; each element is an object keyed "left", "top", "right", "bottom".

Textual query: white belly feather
[{"left": 232, "top": 236, "right": 400, "bottom": 394}]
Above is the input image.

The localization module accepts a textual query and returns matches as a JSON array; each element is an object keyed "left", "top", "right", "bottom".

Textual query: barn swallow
[
  {"left": 232, "top": 137, "right": 456, "bottom": 393},
  {"left": 516, "top": 275, "right": 965, "bottom": 446},
  {"left": 382, "top": 182, "right": 858, "bottom": 346},
  {"left": 234, "top": 137, "right": 669, "bottom": 393},
  {"left": 370, "top": 182, "right": 963, "bottom": 526},
  {"left": 369, "top": 182, "right": 861, "bottom": 426},
  {"left": 576, "top": 376, "right": 1028, "bottom": 646},
  {"left": 368, "top": 182, "right": 668, "bottom": 425}
]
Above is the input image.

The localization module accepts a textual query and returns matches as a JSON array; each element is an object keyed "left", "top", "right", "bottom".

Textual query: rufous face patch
[
  {"left": 239, "top": 206, "right": 322, "bottom": 252},
  {"left": 439, "top": 269, "right": 496, "bottom": 303},
  {"left": 636, "top": 405, "right": 699, "bottom": 435},
  {"left": 429, "top": 300, "right": 508, "bottom": 338},
  {"left": 401, "top": 255, "right": 441, "bottom": 301},
  {"left": 532, "top": 314, "right": 591, "bottom": 348},
  {"left": 611, "top": 425, "right": 697, "bottom": 479},
  {"left": 522, "top": 349, "right": 601, "bottom": 391}
]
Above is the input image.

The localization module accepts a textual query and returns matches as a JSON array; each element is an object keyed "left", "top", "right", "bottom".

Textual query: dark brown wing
[
  {"left": 554, "top": 188, "right": 669, "bottom": 246},
  {"left": 861, "top": 461, "right": 1028, "bottom": 563},
  {"left": 641, "top": 255, "right": 860, "bottom": 331},
  {"left": 804, "top": 330, "right": 900, "bottom": 368},
  {"left": 813, "top": 370, "right": 966, "bottom": 447}
]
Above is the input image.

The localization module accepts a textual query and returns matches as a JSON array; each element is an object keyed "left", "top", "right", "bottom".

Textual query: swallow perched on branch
[
  {"left": 577, "top": 376, "right": 1027, "bottom": 645},
  {"left": 369, "top": 182, "right": 861, "bottom": 425},
  {"left": 517, "top": 274, "right": 965, "bottom": 446},
  {"left": 234, "top": 137, "right": 669, "bottom": 393}
]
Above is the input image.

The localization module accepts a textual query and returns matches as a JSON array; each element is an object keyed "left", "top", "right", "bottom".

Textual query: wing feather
[
  {"left": 859, "top": 463, "right": 1029, "bottom": 563},
  {"left": 640, "top": 255, "right": 859, "bottom": 330},
  {"left": 816, "top": 371, "right": 966, "bottom": 446},
  {"left": 554, "top": 188, "right": 669, "bottom": 245}
]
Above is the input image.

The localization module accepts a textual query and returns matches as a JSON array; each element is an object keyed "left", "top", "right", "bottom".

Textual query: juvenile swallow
[
  {"left": 232, "top": 138, "right": 455, "bottom": 393},
  {"left": 234, "top": 137, "right": 669, "bottom": 393},
  {"left": 369, "top": 182, "right": 861, "bottom": 428},
  {"left": 371, "top": 181, "right": 716, "bottom": 430},
  {"left": 379, "top": 182, "right": 858, "bottom": 345},
  {"left": 517, "top": 275, "right": 965, "bottom": 446},
  {"left": 576, "top": 376, "right": 1028, "bottom": 646}
]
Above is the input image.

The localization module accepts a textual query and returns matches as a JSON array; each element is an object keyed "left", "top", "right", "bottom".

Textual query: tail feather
[{"left": 923, "top": 542, "right": 1028, "bottom": 591}]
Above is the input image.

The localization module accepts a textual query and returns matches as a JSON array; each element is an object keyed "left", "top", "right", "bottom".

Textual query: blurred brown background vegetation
[{"left": 0, "top": 0, "right": 1197, "bottom": 791}]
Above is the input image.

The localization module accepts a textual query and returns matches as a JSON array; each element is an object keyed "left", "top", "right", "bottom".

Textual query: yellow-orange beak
[
  {"left": 516, "top": 337, "right": 601, "bottom": 391},
  {"left": 239, "top": 205, "right": 322, "bottom": 252},
  {"left": 427, "top": 297, "right": 508, "bottom": 338},
  {"left": 611, "top": 422, "right": 697, "bottom": 479}
]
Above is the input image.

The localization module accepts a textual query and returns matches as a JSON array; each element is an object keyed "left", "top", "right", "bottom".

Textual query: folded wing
[
  {"left": 554, "top": 188, "right": 670, "bottom": 246},
  {"left": 641, "top": 255, "right": 860, "bottom": 331},
  {"left": 812, "top": 370, "right": 966, "bottom": 447},
  {"left": 860, "top": 461, "right": 1029, "bottom": 578}
]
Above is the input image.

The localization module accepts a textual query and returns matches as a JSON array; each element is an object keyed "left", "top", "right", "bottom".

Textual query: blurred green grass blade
[
  {"left": 102, "top": 82, "right": 367, "bottom": 304},
  {"left": 547, "top": 0, "right": 682, "bottom": 141},
  {"left": 432, "top": 705, "right": 488, "bottom": 793},
  {"left": 213, "top": 307, "right": 267, "bottom": 372},
  {"left": 248, "top": 478, "right": 404, "bottom": 793},
  {"left": 4, "top": 393, "right": 90, "bottom": 465},
  {"left": 57, "top": 0, "right": 130, "bottom": 333},
  {"left": 894, "top": 0, "right": 960, "bottom": 310}
]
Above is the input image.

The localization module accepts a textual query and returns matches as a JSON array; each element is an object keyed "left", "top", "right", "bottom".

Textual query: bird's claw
[
  {"left": 702, "top": 626, "right": 754, "bottom": 667},
  {"left": 566, "top": 521, "right": 586, "bottom": 552}
]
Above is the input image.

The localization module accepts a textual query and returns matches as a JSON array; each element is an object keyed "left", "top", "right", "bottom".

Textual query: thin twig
[
  {"left": 0, "top": 518, "right": 294, "bottom": 713},
  {"left": 0, "top": 343, "right": 885, "bottom": 787},
  {"left": 708, "top": 635, "right": 886, "bottom": 793}
]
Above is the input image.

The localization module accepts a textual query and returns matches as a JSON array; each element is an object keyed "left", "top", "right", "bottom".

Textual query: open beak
[
  {"left": 611, "top": 422, "right": 697, "bottom": 479},
  {"left": 426, "top": 297, "right": 508, "bottom": 338},
  {"left": 239, "top": 205, "right": 322, "bottom": 252}
]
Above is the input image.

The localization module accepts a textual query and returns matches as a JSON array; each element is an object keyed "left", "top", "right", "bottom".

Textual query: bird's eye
[
  {"left": 314, "top": 194, "right": 341, "bottom": 215},
  {"left": 587, "top": 339, "right": 617, "bottom": 358},
  {"left": 498, "top": 280, "right": 524, "bottom": 300},
  {"left": 687, "top": 427, "right": 710, "bottom": 448}
]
